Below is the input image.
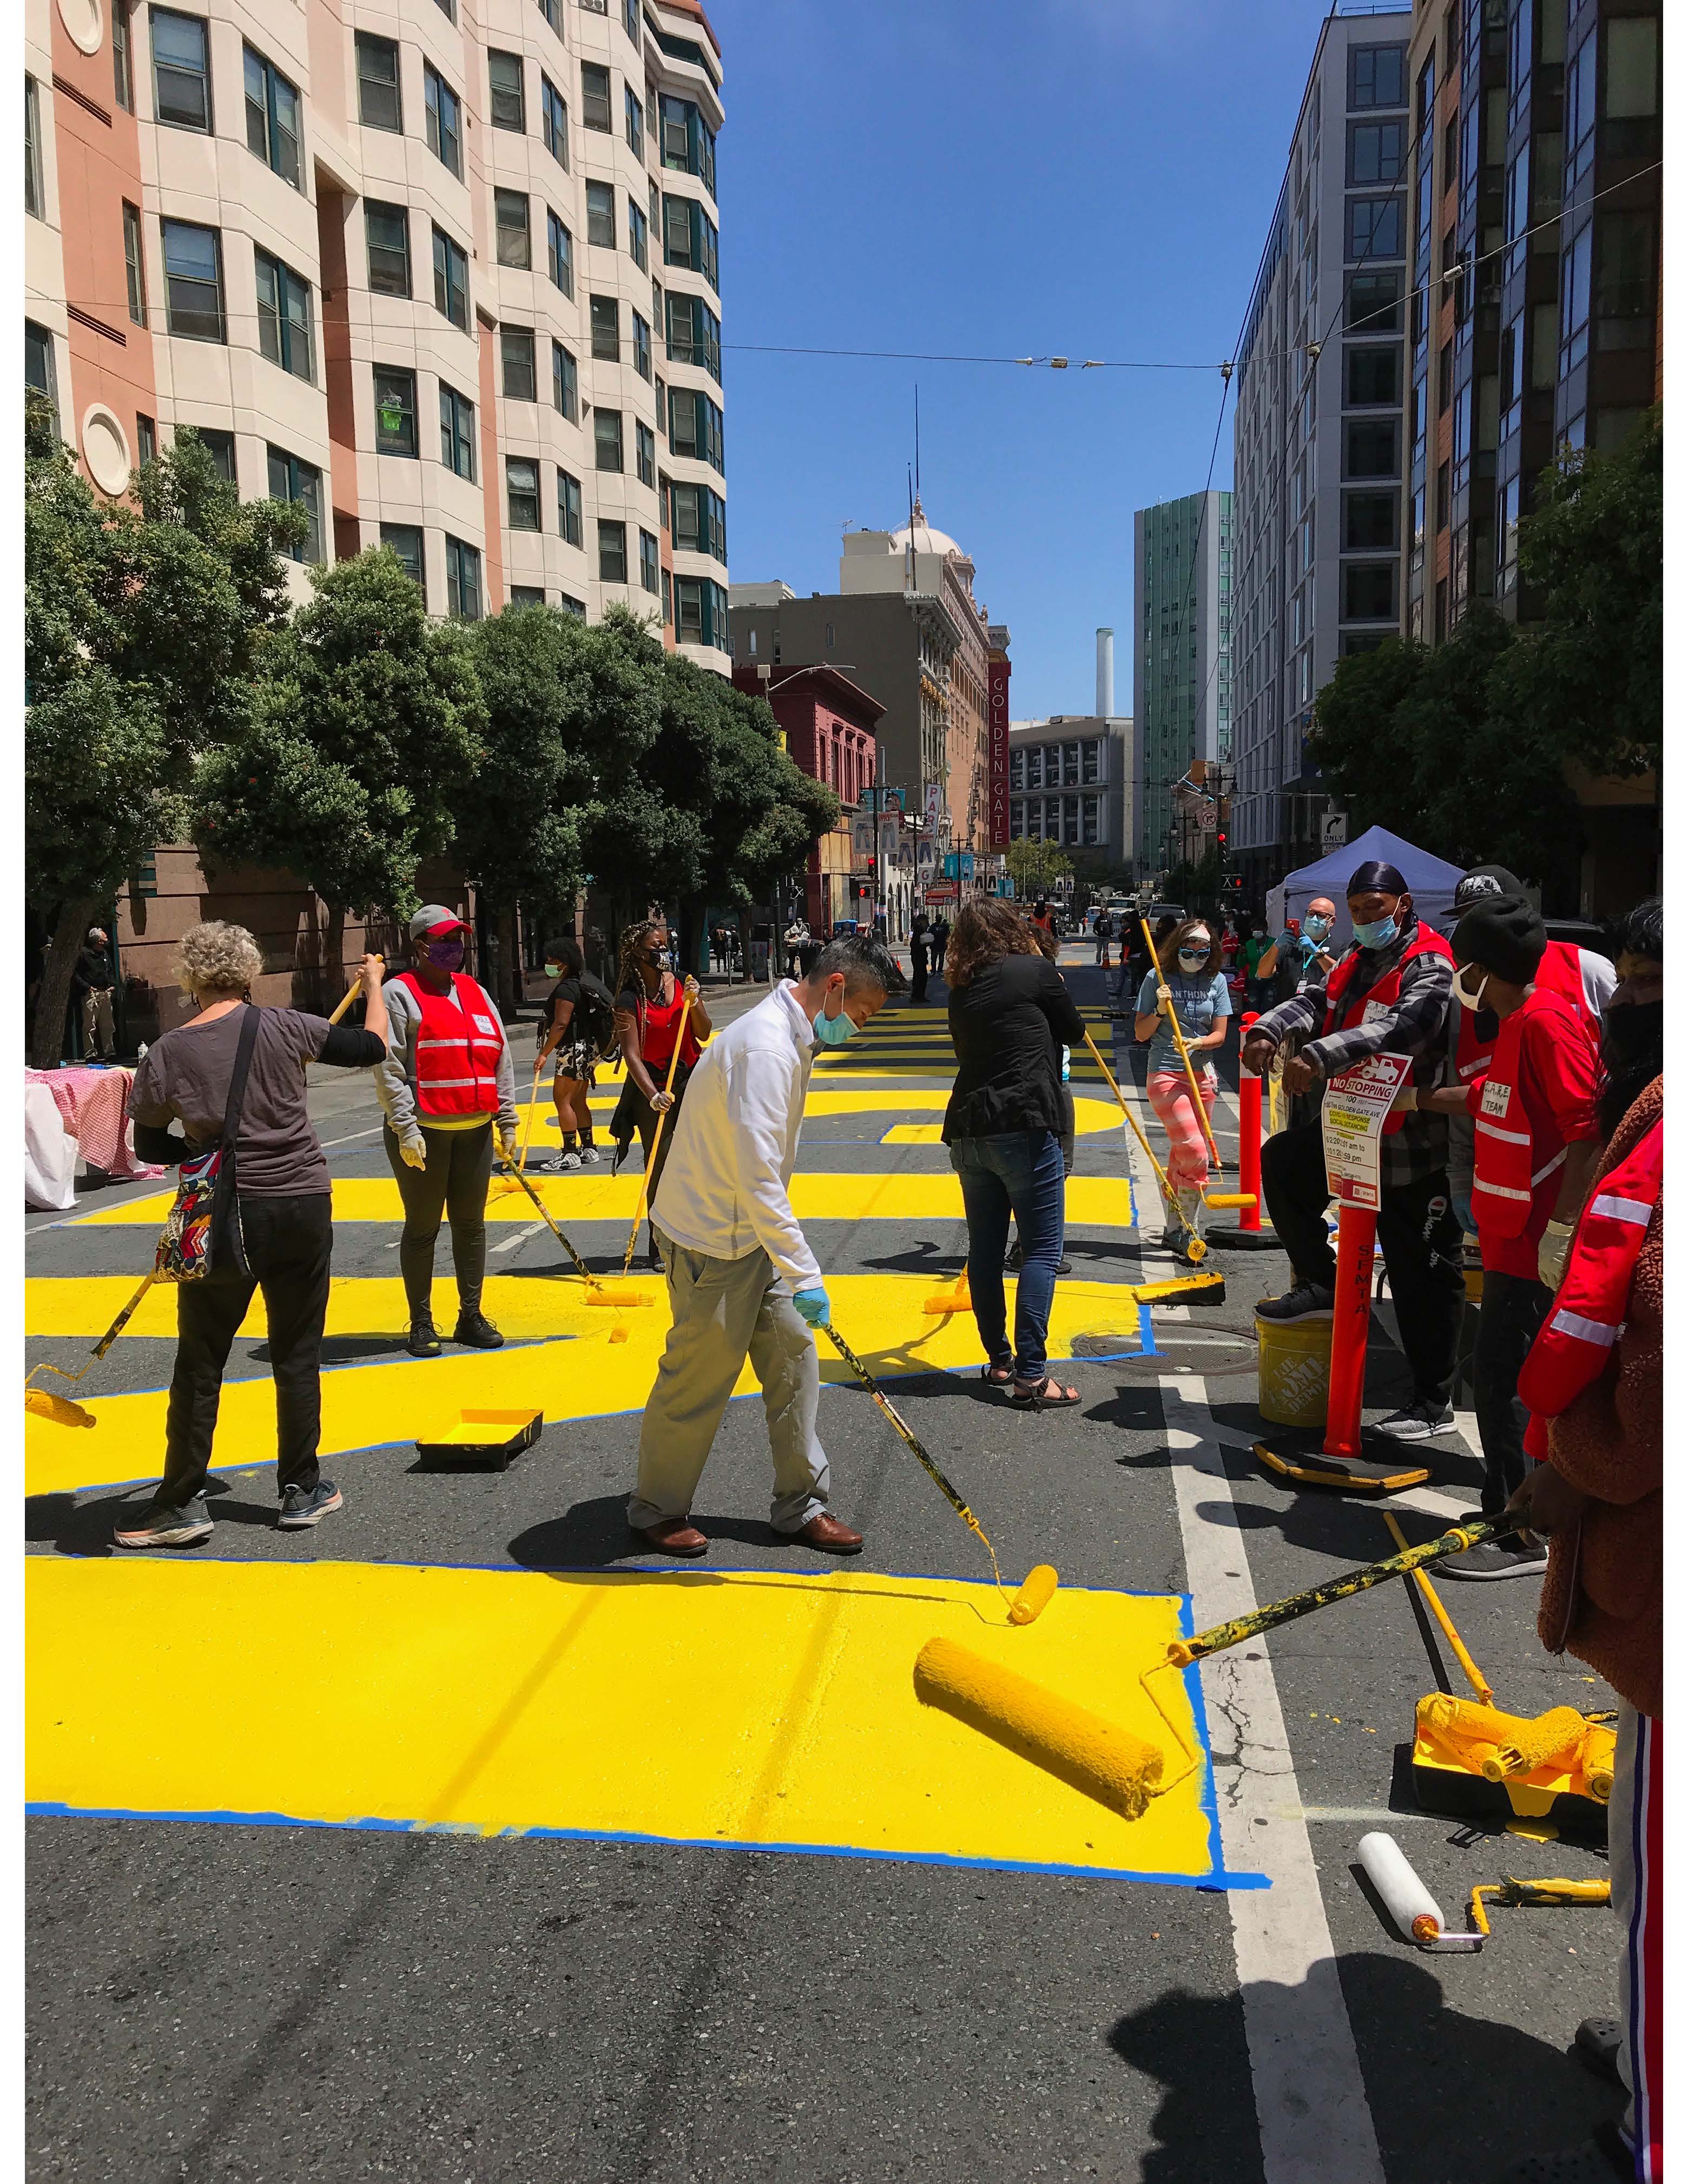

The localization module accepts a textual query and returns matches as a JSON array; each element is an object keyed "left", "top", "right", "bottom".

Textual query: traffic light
[
  {"left": 866, "top": 855, "right": 877, "bottom": 874},
  {"left": 1216, "top": 831, "right": 1227, "bottom": 850}
]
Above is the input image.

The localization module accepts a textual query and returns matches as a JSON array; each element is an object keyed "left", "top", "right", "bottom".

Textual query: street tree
[
  {"left": 192, "top": 547, "right": 486, "bottom": 1000},
  {"left": 1004, "top": 837, "right": 1073, "bottom": 901},
  {"left": 24, "top": 405, "right": 304, "bottom": 1065}
]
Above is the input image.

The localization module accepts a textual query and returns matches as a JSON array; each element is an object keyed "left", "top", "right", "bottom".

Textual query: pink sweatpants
[{"left": 1146, "top": 1067, "right": 1218, "bottom": 1192}]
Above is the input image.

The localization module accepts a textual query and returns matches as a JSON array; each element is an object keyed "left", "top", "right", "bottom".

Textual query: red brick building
[{"left": 732, "top": 665, "right": 883, "bottom": 931}]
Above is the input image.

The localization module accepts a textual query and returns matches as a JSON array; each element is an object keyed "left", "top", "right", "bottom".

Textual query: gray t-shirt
[
  {"left": 1136, "top": 969, "right": 1232, "bottom": 1075},
  {"left": 129, "top": 1006, "right": 337, "bottom": 1197}
]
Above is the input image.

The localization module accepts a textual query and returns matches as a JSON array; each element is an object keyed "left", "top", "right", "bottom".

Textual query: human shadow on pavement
[
  {"left": 25, "top": 1477, "right": 279, "bottom": 1558},
  {"left": 1108, "top": 1954, "right": 1623, "bottom": 2184},
  {"left": 509, "top": 1495, "right": 772, "bottom": 1570}
]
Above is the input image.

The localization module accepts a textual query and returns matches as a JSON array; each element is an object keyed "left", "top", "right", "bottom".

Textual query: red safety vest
[
  {"left": 1453, "top": 939, "right": 1597, "bottom": 1084},
  {"left": 636, "top": 981, "right": 701, "bottom": 1073},
  {"left": 1467, "top": 987, "right": 1588, "bottom": 1239},
  {"left": 398, "top": 971, "right": 503, "bottom": 1120},
  {"left": 1321, "top": 925, "right": 1454, "bottom": 1134},
  {"left": 1518, "top": 1115, "right": 1661, "bottom": 1447}
]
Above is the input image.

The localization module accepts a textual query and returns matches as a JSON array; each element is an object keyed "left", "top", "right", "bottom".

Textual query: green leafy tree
[
  {"left": 1005, "top": 837, "right": 1073, "bottom": 900},
  {"left": 24, "top": 404, "right": 303, "bottom": 1065},
  {"left": 192, "top": 548, "right": 486, "bottom": 999}
]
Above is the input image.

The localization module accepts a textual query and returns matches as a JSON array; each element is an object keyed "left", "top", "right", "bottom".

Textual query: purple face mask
[{"left": 424, "top": 936, "right": 466, "bottom": 972}]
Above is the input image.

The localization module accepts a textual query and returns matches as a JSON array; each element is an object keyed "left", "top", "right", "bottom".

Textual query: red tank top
[{"left": 635, "top": 980, "right": 701, "bottom": 1072}]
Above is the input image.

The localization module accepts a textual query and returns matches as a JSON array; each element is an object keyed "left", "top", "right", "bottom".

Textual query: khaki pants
[
  {"left": 628, "top": 1230, "right": 829, "bottom": 1534},
  {"left": 82, "top": 986, "right": 115, "bottom": 1059}
]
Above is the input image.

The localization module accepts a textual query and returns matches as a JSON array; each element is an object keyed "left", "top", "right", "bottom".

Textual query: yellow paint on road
[{"left": 27, "top": 1558, "right": 1217, "bottom": 1883}]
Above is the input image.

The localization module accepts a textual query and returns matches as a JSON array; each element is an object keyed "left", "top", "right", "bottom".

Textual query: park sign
[{"left": 1321, "top": 1053, "right": 1414, "bottom": 1208}]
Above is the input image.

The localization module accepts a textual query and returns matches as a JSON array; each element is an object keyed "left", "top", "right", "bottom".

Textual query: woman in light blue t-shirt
[{"left": 1133, "top": 918, "right": 1232, "bottom": 1257}]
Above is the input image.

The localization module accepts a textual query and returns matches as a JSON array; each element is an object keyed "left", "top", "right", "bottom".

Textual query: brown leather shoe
[
  {"left": 781, "top": 1512, "right": 863, "bottom": 1555},
  {"left": 631, "top": 1517, "right": 708, "bottom": 1558}
]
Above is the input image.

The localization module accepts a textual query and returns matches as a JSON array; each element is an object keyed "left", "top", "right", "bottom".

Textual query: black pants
[
  {"left": 1261, "top": 1121, "right": 1465, "bottom": 1409},
  {"left": 384, "top": 1120, "right": 493, "bottom": 1320},
  {"left": 158, "top": 1193, "right": 332, "bottom": 1510},
  {"left": 1473, "top": 1268, "right": 1552, "bottom": 1515},
  {"left": 911, "top": 945, "right": 930, "bottom": 1004}
]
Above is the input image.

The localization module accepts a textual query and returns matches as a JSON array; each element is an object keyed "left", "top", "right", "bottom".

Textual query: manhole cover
[{"left": 1076, "top": 1328, "right": 1260, "bottom": 1378}]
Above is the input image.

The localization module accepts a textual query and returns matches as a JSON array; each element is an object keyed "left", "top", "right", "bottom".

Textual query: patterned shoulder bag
[{"left": 153, "top": 1005, "right": 262, "bottom": 1285}]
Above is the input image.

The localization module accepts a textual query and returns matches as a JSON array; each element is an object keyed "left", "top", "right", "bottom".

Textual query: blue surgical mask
[
  {"left": 814, "top": 998, "right": 859, "bottom": 1045},
  {"left": 1351, "top": 915, "right": 1397, "bottom": 949},
  {"left": 1303, "top": 914, "right": 1331, "bottom": 941}
]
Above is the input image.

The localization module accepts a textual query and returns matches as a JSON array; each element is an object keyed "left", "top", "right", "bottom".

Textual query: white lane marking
[
  {"left": 1163, "top": 1373, "right": 1387, "bottom": 2184},
  {"left": 318, "top": 1123, "right": 387, "bottom": 1151},
  {"left": 490, "top": 1222, "right": 546, "bottom": 1257}
]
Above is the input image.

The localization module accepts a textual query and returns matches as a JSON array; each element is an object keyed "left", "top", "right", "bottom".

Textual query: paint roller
[
  {"left": 493, "top": 1156, "right": 649, "bottom": 1337},
  {"left": 1357, "top": 1832, "right": 1482, "bottom": 1952},
  {"left": 1082, "top": 1033, "right": 1205, "bottom": 1262}
]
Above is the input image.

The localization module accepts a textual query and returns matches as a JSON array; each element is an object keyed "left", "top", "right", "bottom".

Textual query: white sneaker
[
  {"left": 578, "top": 1145, "right": 602, "bottom": 1165},
  {"left": 539, "top": 1151, "right": 582, "bottom": 1173}
]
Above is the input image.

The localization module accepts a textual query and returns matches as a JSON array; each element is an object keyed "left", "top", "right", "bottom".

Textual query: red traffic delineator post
[{"left": 1207, "top": 1012, "right": 1279, "bottom": 1251}]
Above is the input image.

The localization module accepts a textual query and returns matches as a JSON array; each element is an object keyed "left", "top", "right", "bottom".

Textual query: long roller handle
[
  {"left": 326, "top": 955, "right": 383, "bottom": 1027},
  {"left": 1168, "top": 1521, "right": 1507, "bottom": 1668},
  {"left": 1382, "top": 1509, "right": 1494, "bottom": 1705},
  {"left": 1082, "top": 1034, "right": 1179, "bottom": 1209},
  {"left": 622, "top": 985, "right": 694, "bottom": 1275},
  {"left": 1139, "top": 918, "right": 1224, "bottom": 1171},
  {"left": 496, "top": 1153, "right": 601, "bottom": 1288},
  {"left": 821, "top": 1324, "right": 975, "bottom": 1525}
]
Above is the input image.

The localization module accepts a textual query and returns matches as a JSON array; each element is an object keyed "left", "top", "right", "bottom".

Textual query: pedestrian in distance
[
  {"left": 1488, "top": 896, "right": 1660, "bottom": 2184},
  {"left": 377, "top": 906, "right": 519, "bottom": 1358},
  {"left": 627, "top": 934, "right": 905, "bottom": 1559},
  {"left": 609, "top": 918, "right": 714, "bottom": 1271},
  {"left": 115, "top": 922, "right": 389, "bottom": 1548},
  {"left": 943, "top": 900, "right": 1088, "bottom": 1408},
  {"left": 909, "top": 909, "right": 932, "bottom": 1006},
  {"left": 1400, "top": 895, "right": 1601, "bottom": 1578},
  {"left": 534, "top": 937, "right": 616, "bottom": 1172},
  {"left": 72, "top": 925, "right": 118, "bottom": 1063},
  {"left": 1242, "top": 918, "right": 1275, "bottom": 1012},
  {"left": 1243, "top": 859, "right": 1466, "bottom": 1442},
  {"left": 1133, "top": 916, "right": 1232, "bottom": 1263},
  {"left": 1093, "top": 906, "right": 1115, "bottom": 970},
  {"left": 782, "top": 913, "right": 809, "bottom": 978},
  {"left": 928, "top": 912, "right": 951, "bottom": 965}
]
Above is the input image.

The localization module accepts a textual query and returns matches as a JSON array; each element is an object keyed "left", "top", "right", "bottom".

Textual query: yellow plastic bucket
[{"left": 1255, "top": 1314, "right": 1332, "bottom": 1429}]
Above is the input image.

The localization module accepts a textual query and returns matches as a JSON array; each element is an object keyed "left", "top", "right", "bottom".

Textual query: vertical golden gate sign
[{"left": 987, "top": 655, "right": 1012, "bottom": 850}]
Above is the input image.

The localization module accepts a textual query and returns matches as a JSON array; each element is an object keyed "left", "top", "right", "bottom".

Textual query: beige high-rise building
[{"left": 25, "top": 0, "right": 728, "bottom": 665}]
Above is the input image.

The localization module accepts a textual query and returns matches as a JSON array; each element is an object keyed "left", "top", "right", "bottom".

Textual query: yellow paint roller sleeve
[{"left": 27, "top": 1560, "right": 1224, "bottom": 1884}]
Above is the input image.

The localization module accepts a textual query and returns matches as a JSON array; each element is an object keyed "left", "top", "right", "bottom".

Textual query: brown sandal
[{"left": 1009, "top": 1377, "right": 1082, "bottom": 1409}]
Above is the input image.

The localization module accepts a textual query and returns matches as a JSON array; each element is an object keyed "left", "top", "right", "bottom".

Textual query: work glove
[
  {"left": 398, "top": 1129, "right": 427, "bottom": 1170},
  {"left": 792, "top": 1285, "right": 831, "bottom": 1329},
  {"left": 1537, "top": 1218, "right": 1575, "bottom": 1292},
  {"left": 496, "top": 1127, "right": 518, "bottom": 1164},
  {"left": 1156, "top": 985, "right": 1175, "bottom": 1017},
  {"left": 682, "top": 974, "right": 700, "bottom": 1001}
]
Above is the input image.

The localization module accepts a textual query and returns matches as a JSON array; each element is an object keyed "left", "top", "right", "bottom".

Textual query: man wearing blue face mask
[
  {"left": 626, "top": 934, "right": 905, "bottom": 1559},
  {"left": 1241, "top": 859, "right": 1466, "bottom": 1442}
]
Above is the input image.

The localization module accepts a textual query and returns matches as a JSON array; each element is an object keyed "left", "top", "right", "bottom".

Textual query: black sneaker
[
  {"left": 1573, "top": 2017, "right": 1623, "bottom": 2086},
  {"left": 114, "top": 1494, "right": 213, "bottom": 1549},
  {"left": 1440, "top": 1539, "right": 1548, "bottom": 1582},
  {"left": 1255, "top": 1281, "right": 1336, "bottom": 1322},
  {"left": 407, "top": 1315, "right": 442, "bottom": 1358},
  {"left": 453, "top": 1309, "right": 505, "bottom": 1349},
  {"left": 1374, "top": 1400, "right": 1458, "bottom": 1441},
  {"left": 279, "top": 1480, "right": 344, "bottom": 1530}
]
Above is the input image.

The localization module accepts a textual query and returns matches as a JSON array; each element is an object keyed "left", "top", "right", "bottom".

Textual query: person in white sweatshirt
[{"left": 627, "top": 934, "right": 903, "bottom": 1558}]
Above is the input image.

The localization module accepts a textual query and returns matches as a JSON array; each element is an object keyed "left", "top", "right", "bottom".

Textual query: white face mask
[{"left": 1453, "top": 964, "right": 1489, "bottom": 1011}]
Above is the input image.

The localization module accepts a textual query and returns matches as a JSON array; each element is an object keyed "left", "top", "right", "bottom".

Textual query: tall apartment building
[
  {"left": 24, "top": 0, "right": 729, "bottom": 664},
  {"left": 1230, "top": 5, "right": 1412, "bottom": 901},
  {"left": 1132, "top": 489, "right": 1234, "bottom": 880}
]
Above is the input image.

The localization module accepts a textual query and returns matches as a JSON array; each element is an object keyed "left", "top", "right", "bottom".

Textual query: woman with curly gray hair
[{"left": 118, "top": 920, "right": 389, "bottom": 1549}]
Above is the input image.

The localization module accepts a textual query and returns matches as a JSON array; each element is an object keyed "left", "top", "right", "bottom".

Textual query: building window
[
  {"left": 1082, "top": 740, "right": 1100, "bottom": 784},
  {"left": 537, "top": 0, "right": 562, "bottom": 31},
  {"left": 114, "top": 0, "right": 134, "bottom": 110},
  {"left": 598, "top": 518, "right": 628, "bottom": 583},
  {"left": 506, "top": 457, "right": 541, "bottom": 531},
  {"left": 668, "top": 387, "right": 724, "bottom": 472},
  {"left": 628, "top": 197, "right": 648, "bottom": 269},
  {"left": 194, "top": 427, "right": 235, "bottom": 481},
  {"left": 541, "top": 76, "right": 568, "bottom": 166},
  {"left": 582, "top": 61, "right": 612, "bottom": 131},
  {"left": 136, "top": 413, "right": 156, "bottom": 465},
  {"left": 590, "top": 295, "right": 619, "bottom": 361},
  {"left": 665, "top": 293, "right": 722, "bottom": 381},
  {"left": 1347, "top": 118, "right": 1403, "bottom": 187},
  {"left": 552, "top": 340, "right": 578, "bottom": 421},
  {"left": 1345, "top": 270, "right": 1400, "bottom": 332},
  {"left": 122, "top": 202, "right": 148, "bottom": 325},
  {"left": 374, "top": 365, "right": 418, "bottom": 456},
  {"left": 1349, "top": 42, "right": 1405, "bottom": 109},
  {"left": 366, "top": 202, "right": 411, "bottom": 296},
  {"left": 1594, "top": 211, "right": 1657, "bottom": 353},
  {"left": 24, "top": 321, "right": 58, "bottom": 438},
  {"left": 1341, "top": 561, "right": 1397, "bottom": 621},
  {"left": 557, "top": 467, "right": 582, "bottom": 544},
  {"left": 425, "top": 66, "right": 462, "bottom": 177},
  {"left": 445, "top": 536, "right": 482, "bottom": 620},
  {"left": 662, "top": 194, "right": 718, "bottom": 288},
  {"left": 245, "top": 47, "right": 302, "bottom": 187},
  {"left": 559, "top": 590, "right": 586, "bottom": 618},
  {"left": 439, "top": 383, "right": 476, "bottom": 479},
  {"left": 255, "top": 250, "right": 314, "bottom": 381},
  {"left": 1342, "top": 490, "right": 1397, "bottom": 550},
  {"left": 635, "top": 418, "right": 656, "bottom": 485},
  {"left": 546, "top": 210, "right": 574, "bottom": 296},
  {"left": 670, "top": 481, "right": 726, "bottom": 559},
  {"left": 161, "top": 219, "right": 225, "bottom": 341},
  {"left": 631, "top": 310, "right": 651, "bottom": 378},
  {"left": 1559, "top": 222, "right": 1592, "bottom": 375},
  {"left": 267, "top": 446, "right": 323, "bottom": 562},
  {"left": 25, "top": 77, "right": 44, "bottom": 219},
  {"left": 658, "top": 94, "right": 715, "bottom": 193},
  {"left": 510, "top": 586, "right": 545, "bottom": 608},
  {"left": 488, "top": 50, "right": 525, "bottom": 131},
  {"left": 151, "top": 11, "right": 212, "bottom": 131},
  {"left": 432, "top": 226, "right": 469, "bottom": 328},
  {"left": 434, "top": 0, "right": 455, "bottom": 21},
  {"left": 623, "top": 0, "right": 639, "bottom": 44},
  {"left": 586, "top": 181, "right": 616, "bottom": 248},
  {"left": 492, "top": 189, "right": 532, "bottom": 271},
  {"left": 356, "top": 34, "right": 401, "bottom": 131},
  {"left": 501, "top": 327, "right": 537, "bottom": 401},
  {"left": 594, "top": 410, "right": 623, "bottom": 471},
  {"left": 1344, "top": 345, "right": 1400, "bottom": 406},
  {"left": 381, "top": 519, "right": 425, "bottom": 579},
  {"left": 624, "top": 84, "right": 645, "bottom": 158},
  {"left": 1347, "top": 195, "right": 1403, "bottom": 263},
  {"left": 638, "top": 527, "right": 659, "bottom": 593}
]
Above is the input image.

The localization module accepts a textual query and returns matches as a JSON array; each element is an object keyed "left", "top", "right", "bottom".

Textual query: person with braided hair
[{"left": 608, "top": 918, "right": 713, "bottom": 1270}]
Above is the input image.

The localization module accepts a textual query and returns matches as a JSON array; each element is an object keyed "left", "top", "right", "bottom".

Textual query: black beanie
[{"left": 1452, "top": 895, "right": 1547, "bottom": 984}]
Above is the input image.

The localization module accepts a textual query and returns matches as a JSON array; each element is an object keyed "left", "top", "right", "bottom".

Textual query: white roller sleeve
[{"left": 1358, "top": 1832, "right": 1482, "bottom": 1952}]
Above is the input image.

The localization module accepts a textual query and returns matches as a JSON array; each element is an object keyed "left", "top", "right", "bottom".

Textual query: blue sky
[{"left": 710, "top": 0, "right": 1340, "bottom": 721}]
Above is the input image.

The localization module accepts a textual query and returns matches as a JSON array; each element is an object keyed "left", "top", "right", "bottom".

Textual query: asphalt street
[{"left": 25, "top": 949, "right": 1624, "bottom": 2182}]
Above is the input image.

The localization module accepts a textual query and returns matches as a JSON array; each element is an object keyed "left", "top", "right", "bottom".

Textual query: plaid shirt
[{"left": 1253, "top": 916, "right": 1454, "bottom": 1190}]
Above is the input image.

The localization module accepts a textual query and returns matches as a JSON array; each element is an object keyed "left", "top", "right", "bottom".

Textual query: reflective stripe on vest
[
  {"left": 399, "top": 971, "right": 503, "bottom": 1121},
  {"left": 1466, "top": 989, "right": 1584, "bottom": 1241}
]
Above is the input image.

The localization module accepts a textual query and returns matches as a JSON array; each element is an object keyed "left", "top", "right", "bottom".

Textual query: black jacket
[{"left": 943, "top": 952, "right": 1087, "bottom": 1141}]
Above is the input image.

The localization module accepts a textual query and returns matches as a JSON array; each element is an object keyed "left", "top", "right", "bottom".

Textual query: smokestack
[{"left": 1096, "top": 628, "right": 1115, "bottom": 719}]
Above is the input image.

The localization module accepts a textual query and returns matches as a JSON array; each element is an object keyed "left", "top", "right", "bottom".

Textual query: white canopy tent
[{"left": 1265, "top": 826, "right": 1466, "bottom": 953}]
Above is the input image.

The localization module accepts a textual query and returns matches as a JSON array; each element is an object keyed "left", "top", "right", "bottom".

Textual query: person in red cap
[{"left": 376, "top": 906, "right": 518, "bottom": 1356}]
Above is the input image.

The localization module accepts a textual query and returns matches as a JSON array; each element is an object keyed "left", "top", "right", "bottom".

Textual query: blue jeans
[{"left": 949, "top": 1130, "right": 1066, "bottom": 1383}]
